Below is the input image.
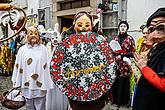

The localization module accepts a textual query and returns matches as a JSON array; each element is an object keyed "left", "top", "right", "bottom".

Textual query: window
[
  {"left": 61, "top": 2, "right": 72, "bottom": 10},
  {"left": 72, "top": 1, "right": 81, "bottom": 8},
  {"left": 102, "top": 12, "right": 118, "bottom": 27},
  {"left": 57, "top": 0, "right": 90, "bottom": 11},
  {"left": 101, "top": 0, "right": 127, "bottom": 38},
  {"left": 38, "top": 7, "right": 51, "bottom": 29},
  {"left": 38, "top": 9, "right": 46, "bottom": 27},
  {"left": 101, "top": 0, "right": 119, "bottom": 37},
  {"left": 82, "top": 0, "right": 90, "bottom": 7}
]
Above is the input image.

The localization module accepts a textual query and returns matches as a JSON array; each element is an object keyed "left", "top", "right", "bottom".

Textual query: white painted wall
[
  {"left": 27, "top": 0, "right": 39, "bottom": 15},
  {"left": 127, "top": 0, "right": 165, "bottom": 42},
  {"left": 39, "top": 0, "right": 52, "bottom": 8},
  {"left": 11, "top": 0, "right": 27, "bottom": 9}
]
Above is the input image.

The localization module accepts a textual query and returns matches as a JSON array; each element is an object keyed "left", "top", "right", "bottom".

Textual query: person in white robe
[
  {"left": 46, "top": 23, "right": 69, "bottom": 110},
  {"left": 11, "top": 26, "right": 54, "bottom": 110}
]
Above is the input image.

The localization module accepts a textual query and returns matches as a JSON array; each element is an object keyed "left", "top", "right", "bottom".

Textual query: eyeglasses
[{"left": 148, "top": 23, "right": 165, "bottom": 33}]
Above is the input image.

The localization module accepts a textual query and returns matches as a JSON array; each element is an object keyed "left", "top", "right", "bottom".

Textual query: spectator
[
  {"left": 136, "top": 25, "right": 149, "bottom": 54},
  {"left": 133, "top": 7, "right": 165, "bottom": 110},
  {"left": 111, "top": 21, "right": 135, "bottom": 108}
]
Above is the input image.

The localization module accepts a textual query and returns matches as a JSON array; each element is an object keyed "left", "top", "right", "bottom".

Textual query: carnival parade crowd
[{"left": 0, "top": 5, "right": 165, "bottom": 110}]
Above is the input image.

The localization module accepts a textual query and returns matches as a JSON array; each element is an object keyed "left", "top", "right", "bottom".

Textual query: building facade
[
  {"left": 3, "top": 0, "right": 165, "bottom": 40},
  {"left": 99, "top": 0, "right": 127, "bottom": 37},
  {"left": 127, "top": 0, "right": 165, "bottom": 41},
  {"left": 52, "top": 0, "right": 97, "bottom": 32}
]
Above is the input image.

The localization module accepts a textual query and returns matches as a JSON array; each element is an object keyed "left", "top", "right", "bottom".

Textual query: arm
[
  {"left": 134, "top": 52, "right": 165, "bottom": 92},
  {"left": 141, "top": 66, "right": 165, "bottom": 92}
]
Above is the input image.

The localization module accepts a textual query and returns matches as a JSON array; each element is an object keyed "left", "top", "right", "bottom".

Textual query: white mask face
[
  {"left": 51, "top": 32, "right": 62, "bottom": 46},
  {"left": 119, "top": 23, "right": 128, "bottom": 34}
]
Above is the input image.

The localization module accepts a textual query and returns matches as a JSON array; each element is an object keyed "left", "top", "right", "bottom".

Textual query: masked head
[
  {"left": 50, "top": 31, "right": 62, "bottom": 46},
  {"left": 46, "top": 23, "right": 62, "bottom": 46},
  {"left": 146, "top": 7, "right": 165, "bottom": 45},
  {"left": 118, "top": 21, "right": 129, "bottom": 34},
  {"left": 27, "top": 26, "right": 40, "bottom": 45},
  {"left": 73, "top": 11, "right": 93, "bottom": 33}
]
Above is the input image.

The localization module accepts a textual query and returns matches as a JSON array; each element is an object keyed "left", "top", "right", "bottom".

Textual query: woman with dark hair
[
  {"left": 111, "top": 21, "right": 135, "bottom": 108},
  {"left": 136, "top": 25, "right": 150, "bottom": 54}
]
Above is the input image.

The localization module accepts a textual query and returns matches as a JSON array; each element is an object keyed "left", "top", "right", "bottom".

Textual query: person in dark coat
[{"left": 133, "top": 7, "right": 165, "bottom": 110}]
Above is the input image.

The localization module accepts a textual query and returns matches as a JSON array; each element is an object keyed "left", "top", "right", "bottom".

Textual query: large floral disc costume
[{"left": 50, "top": 32, "right": 116, "bottom": 101}]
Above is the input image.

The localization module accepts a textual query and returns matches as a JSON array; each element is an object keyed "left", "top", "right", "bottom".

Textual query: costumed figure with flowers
[{"left": 50, "top": 11, "right": 117, "bottom": 110}]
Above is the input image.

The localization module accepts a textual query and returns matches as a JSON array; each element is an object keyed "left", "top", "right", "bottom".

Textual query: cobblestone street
[
  {"left": 0, "top": 76, "right": 12, "bottom": 96},
  {"left": 0, "top": 76, "right": 132, "bottom": 110},
  {"left": 0, "top": 76, "right": 26, "bottom": 110},
  {"left": 0, "top": 76, "right": 12, "bottom": 110}
]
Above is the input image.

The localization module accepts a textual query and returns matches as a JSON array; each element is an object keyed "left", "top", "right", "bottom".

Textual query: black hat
[
  {"left": 147, "top": 7, "right": 165, "bottom": 27},
  {"left": 118, "top": 21, "right": 129, "bottom": 30}
]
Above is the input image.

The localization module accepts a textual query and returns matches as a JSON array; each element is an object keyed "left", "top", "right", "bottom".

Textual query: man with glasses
[{"left": 133, "top": 8, "right": 165, "bottom": 110}]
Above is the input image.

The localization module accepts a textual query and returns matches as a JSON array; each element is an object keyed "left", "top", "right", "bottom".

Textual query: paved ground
[
  {"left": 0, "top": 76, "right": 132, "bottom": 110},
  {"left": 0, "top": 76, "right": 26, "bottom": 110},
  {"left": 102, "top": 102, "right": 132, "bottom": 110}
]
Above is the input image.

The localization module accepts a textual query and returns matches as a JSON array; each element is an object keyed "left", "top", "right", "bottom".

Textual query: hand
[{"left": 133, "top": 52, "right": 147, "bottom": 70}]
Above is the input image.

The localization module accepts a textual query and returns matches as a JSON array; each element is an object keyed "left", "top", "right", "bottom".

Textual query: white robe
[
  {"left": 46, "top": 45, "right": 69, "bottom": 110},
  {"left": 12, "top": 44, "right": 54, "bottom": 91}
]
